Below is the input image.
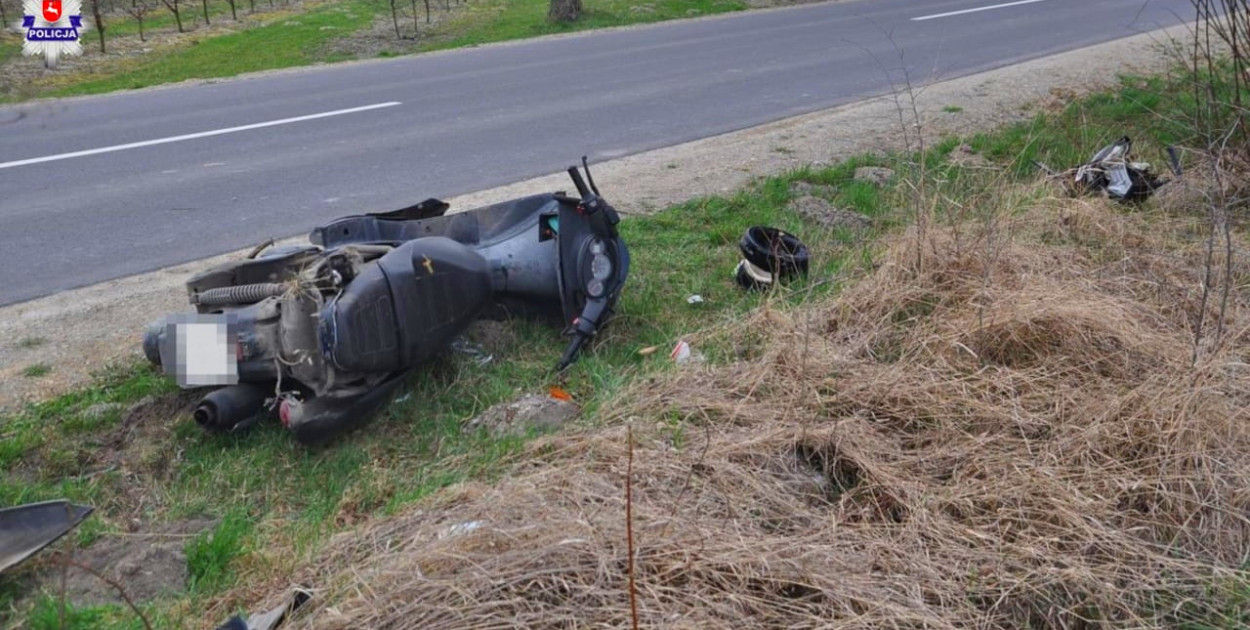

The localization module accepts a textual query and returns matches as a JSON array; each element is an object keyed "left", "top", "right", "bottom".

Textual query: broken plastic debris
[
  {"left": 638, "top": 345, "right": 659, "bottom": 356},
  {"left": 671, "top": 340, "right": 691, "bottom": 362},
  {"left": 450, "top": 337, "right": 494, "bottom": 366},
  {"left": 215, "top": 588, "right": 312, "bottom": 630},
  {"left": 0, "top": 500, "right": 94, "bottom": 574},
  {"left": 687, "top": 294, "right": 704, "bottom": 305},
  {"left": 1063, "top": 136, "right": 1171, "bottom": 202},
  {"left": 548, "top": 385, "right": 573, "bottom": 402},
  {"left": 440, "top": 520, "right": 485, "bottom": 538},
  {"left": 670, "top": 340, "right": 704, "bottom": 364}
]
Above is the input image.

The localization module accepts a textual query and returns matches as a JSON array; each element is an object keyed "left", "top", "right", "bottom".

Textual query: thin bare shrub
[{"left": 1169, "top": 2, "right": 1250, "bottom": 362}]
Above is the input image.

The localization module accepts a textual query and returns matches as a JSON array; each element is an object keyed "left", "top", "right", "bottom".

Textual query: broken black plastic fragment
[{"left": 0, "top": 500, "right": 94, "bottom": 574}]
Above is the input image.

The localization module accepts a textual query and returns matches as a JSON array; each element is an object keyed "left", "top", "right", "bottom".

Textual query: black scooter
[{"left": 143, "top": 161, "right": 629, "bottom": 444}]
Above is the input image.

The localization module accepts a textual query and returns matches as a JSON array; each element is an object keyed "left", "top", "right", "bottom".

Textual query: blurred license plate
[{"left": 159, "top": 314, "right": 238, "bottom": 387}]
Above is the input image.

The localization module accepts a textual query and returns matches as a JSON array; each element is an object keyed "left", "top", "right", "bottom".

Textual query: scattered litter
[
  {"left": 670, "top": 340, "right": 705, "bottom": 364},
  {"left": 548, "top": 386, "right": 573, "bottom": 402},
  {"left": 1045, "top": 136, "right": 1174, "bottom": 202},
  {"left": 440, "top": 521, "right": 485, "bottom": 539},
  {"left": 638, "top": 346, "right": 659, "bottom": 356},
  {"left": 734, "top": 226, "right": 810, "bottom": 291},
  {"left": 687, "top": 294, "right": 704, "bottom": 305},
  {"left": 393, "top": 393, "right": 412, "bottom": 404},
  {"left": 215, "top": 588, "right": 312, "bottom": 630},
  {"left": 671, "top": 340, "right": 691, "bottom": 362},
  {"left": 450, "top": 337, "right": 494, "bottom": 366}
]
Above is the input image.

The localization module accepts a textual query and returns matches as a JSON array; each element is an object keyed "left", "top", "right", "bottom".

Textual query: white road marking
[
  {"left": 0, "top": 101, "right": 402, "bottom": 170},
  {"left": 911, "top": 0, "right": 1047, "bottom": 21}
]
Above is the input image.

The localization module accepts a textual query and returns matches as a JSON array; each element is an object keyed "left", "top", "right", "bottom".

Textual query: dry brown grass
[{"left": 263, "top": 184, "right": 1250, "bottom": 629}]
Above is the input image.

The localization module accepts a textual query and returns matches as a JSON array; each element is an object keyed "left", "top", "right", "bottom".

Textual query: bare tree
[
  {"left": 548, "top": 0, "right": 580, "bottom": 22},
  {"left": 161, "top": 0, "right": 185, "bottom": 32},
  {"left": 89, "top": 0, "right": 105, "bottom": 53},
  {"left": 387, "top": 0, "right": 400, "bottom": 38},
  {"left": 125, "top": 0, "right": 152, "bottom": 41},
  {"left": 200, "top": 0, "right": 210, "bottom": 25},
  {"left": 424, "top": 0, "right": 430, "bottom": 23},
  {"left": 224, "top": 0, "right": 235, "bottom": 19},
  {"left": 0, "top": 0, "right": 8, "bottom": 30}
]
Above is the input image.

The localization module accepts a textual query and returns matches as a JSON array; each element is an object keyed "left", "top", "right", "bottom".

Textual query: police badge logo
[{"left": 21, "top": 0, "right": 86, "bottom": 68}]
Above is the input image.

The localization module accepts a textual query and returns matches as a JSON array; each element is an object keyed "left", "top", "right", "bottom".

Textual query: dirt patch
[
  {"left": 852, "top": 166, "right": 895, "bottom": 186},
  {"left": 462, "top": 394, "right": 579, "bottom": 436},
  {"left": 93, "top": 391, "right": 200, "bottom": 478},
  {"left": 462, "top": 319, "right": 517, "bottom": 358},
  {"left": 786, "top": 195, "right": 869, "bottom": 231},
  {"left": 946, "top": 143, "right": 992, "bottom": 169},
  {"left": 788, "top": 180, "right": 836, "bottom": 197},
  {"left": 49, "top": 518, "right": 216, "bottom": 606}
]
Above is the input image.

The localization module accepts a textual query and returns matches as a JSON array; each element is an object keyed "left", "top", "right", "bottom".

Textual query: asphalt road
[{"left": 0, "top": 0, "right": 1194, "bottom": 306}]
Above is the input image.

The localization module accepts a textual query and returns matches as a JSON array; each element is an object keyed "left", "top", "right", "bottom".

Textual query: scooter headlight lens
[
  {"left": 587, "top": 279, "right": 605, "bottom": 298},
  {"left": 591, "top": 253, "right": 613, "bottom": 280}
]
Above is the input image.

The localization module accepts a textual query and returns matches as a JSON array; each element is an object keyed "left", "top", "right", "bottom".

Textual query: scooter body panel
[{"left": 320, "top": 237, "right": 493, "bottom": 374}]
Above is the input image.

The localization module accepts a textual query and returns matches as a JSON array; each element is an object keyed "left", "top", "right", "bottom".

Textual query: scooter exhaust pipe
[{"left": 194, "top": 383, "right": 272, "bottom": 433}]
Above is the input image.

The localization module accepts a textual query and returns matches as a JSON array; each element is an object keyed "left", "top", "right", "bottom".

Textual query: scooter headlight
[
  {"left": 591, "top": 252, "right": 613, "bottom": 281},
  {"left": 587, "top": 279, "right": 606, "bottom": 298}
]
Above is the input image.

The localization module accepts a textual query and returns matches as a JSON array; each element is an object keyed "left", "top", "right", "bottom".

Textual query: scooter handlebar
[{"left": 567, "top": 166, "right": 592, "bottom": 198}]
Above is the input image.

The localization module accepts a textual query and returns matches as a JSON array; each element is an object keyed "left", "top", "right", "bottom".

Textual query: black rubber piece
[
  {"left": 287, "top": 371, "right": 410, "bottom": 446},
  {"left": 734, "top": 259, "right": 772, "bottom": 291},
  {"left": 142, "top": 321, "right": 164, "bottom": 366},
  {"left": 738, "top": 226, "right": 809, "bottom": 281}
]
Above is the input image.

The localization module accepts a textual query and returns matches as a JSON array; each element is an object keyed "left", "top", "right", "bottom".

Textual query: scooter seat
[{"left": 319, "top": 237, "right": 493, "bottom": 373}]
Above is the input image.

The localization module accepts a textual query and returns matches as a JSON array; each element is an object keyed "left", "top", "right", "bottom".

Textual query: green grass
[
  {"left": 24, "top": 596, "right": 145, "bottom": 630},
  {"left": 8, "top": 0, "right": 750, "bottom": 100},
  {"left": 21, "top": 364, "right": 52, "bottom": 378},
  {"left": 942, "top": 105, "right": 963, "bottom": 113},
  {"left": 415, "top": 0, "right": 747, "bottom": 51},
  {"left": 50, "top": 0, "right": 378, "bottom": 96},
  {"left": 0, "top": 38, "right": 21, "bottom": 64},
  {"left": 185, "top": 509, "right": 253, "bottom": 593},
  {"left": 16, "top": 337, "right": 47, "bottom": 349}
]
